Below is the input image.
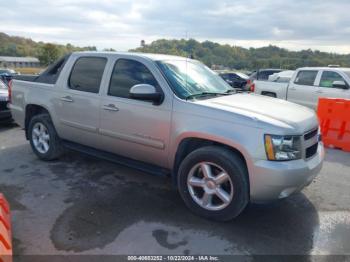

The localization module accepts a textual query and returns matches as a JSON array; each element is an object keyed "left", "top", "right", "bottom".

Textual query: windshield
[{"left": 156, "top": 59, "right": 233, "bottom": 99}]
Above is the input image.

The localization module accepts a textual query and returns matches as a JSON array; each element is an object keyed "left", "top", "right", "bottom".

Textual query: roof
[
  {"left": 0, "top": 56, "right": 39, "bottom": 63},
  {"left": 74, "top": 51, "right": 190, "bottom": 61}
]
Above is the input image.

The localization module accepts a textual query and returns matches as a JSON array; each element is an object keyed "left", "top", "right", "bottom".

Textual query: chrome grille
[
  {"left": 303, "top": 128, "right": 319, "bottom": 159},
  {"left": 304, "top": 128, "right": 318, "bottom": 141}
]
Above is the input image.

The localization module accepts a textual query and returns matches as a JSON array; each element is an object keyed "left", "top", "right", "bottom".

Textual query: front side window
[
  {"left": 108, "top": 59, "right": 159, "bottom": 98},
  {"left": 69, "top": 57, "right": 107, "bottom": 93},
  {"left": 319, "top": 71, "right": 345, "bottom": 88},
  {"left": 294, "top": 70, "right": 318, "bottom": 86},
  {"left": 156, "top": 59, "right": 232, "bottom": 99}
]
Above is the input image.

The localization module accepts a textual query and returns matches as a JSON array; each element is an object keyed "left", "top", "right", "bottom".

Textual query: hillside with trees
[
  {"left": 0, "top": 32, "right": 96, "bottom": 65},
  {"left": 1, "top": 32, "right": 350, "bottom": 70},
  {"left": 132, "top": 39, "right": 350, "bottom": 70}
]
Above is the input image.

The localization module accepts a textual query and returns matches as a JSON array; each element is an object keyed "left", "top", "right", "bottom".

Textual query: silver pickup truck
[{"left": 9, "top": 52, "right": 324, "bottom": 221}]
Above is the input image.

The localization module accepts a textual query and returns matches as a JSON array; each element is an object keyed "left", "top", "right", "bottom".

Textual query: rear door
[
  {"left": 53, "top": 56, "right": 107, "bottom": 149},
  {"left": 287, "top": 70, "right": 319, "bottom": 109},
  {"left": 317, "top": 70, "right": 350, "bottom": 100}
]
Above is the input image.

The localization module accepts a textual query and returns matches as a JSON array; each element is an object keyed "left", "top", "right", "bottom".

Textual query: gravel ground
[{"left": 0, "top": 124, "right": 349, "bottom": 259}]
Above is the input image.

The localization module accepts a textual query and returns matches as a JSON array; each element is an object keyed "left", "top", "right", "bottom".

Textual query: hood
[{"left": 195, "top": 93, "right": 318, "bottom": 134}]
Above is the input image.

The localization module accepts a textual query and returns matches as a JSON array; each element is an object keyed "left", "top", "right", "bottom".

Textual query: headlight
[{"left": 264, "top": 134, "right": 302, "bottom": 161}]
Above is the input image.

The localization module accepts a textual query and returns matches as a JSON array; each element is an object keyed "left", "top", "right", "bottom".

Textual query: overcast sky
[{"left": 2, "top": 0, "right": 350, "bottom": 53}]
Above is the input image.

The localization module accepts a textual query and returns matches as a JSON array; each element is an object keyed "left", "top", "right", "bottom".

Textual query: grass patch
[{"left": 14, "top": 67, "right": 45, "bottom": 75}]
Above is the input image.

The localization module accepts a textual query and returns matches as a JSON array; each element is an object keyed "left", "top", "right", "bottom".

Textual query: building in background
[{"left": 0, "top": 56, "right": 40, "bottom": 68}]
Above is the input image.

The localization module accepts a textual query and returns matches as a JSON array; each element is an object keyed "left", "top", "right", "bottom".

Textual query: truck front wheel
[
  {"left": 177, "top": 146, "right": 249, "bottom": 221},
  {"left": 28, "top": 113, "right": 64, "bottom": 160}
]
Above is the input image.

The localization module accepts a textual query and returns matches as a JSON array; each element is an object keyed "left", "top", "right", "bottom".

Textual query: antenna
[{"left": 185, "top": 29, "right": 188, "bottom": 91}]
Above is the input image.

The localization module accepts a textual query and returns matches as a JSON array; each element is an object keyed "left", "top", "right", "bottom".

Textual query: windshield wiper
[
  {"left": 186, "top": 89, "right": 237, "bottom": 100},
  {"left": 186, "top": 92, "right": 224, "bottom": 100},
  {"left": 224, "top": 88, "right": 237, "bottom": 94}
]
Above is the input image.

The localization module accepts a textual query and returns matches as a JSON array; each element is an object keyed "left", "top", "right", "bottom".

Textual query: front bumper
[{"left": 249, "top": 142, "right": 324, "bottom": 202}]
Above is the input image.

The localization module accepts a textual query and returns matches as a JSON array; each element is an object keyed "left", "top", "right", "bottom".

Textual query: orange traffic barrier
[
  {"left": 0, "top": 194, "right": 12, "bottom": 262},
  {"left": 317, "top": 98, "right": 350, "bottom": 152}
]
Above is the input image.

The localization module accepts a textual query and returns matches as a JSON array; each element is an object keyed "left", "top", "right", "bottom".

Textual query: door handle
[
  {"left": 289, "top": 87, "right": 296, "bottom": 90},
  {"left": 316, "top": 90, "right": 323, "bottom": 93},
  {"left": 103, "top": 104, "right": 119, "bottom": 111},
  {"left": 60, "top": 96, "right": 74, "bottom": 102}
]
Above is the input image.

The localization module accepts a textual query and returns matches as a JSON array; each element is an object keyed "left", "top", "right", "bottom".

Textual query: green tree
[{"left": 38, "top": 43, "right": 60, "bottom": 66}]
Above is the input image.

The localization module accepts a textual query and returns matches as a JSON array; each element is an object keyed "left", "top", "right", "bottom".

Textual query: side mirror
[
  {"left": 332, "top": 80, "right": 348, "bottom": 89},
  {"left": 129, "top": 84, "right": 163, "bottom": 105}
]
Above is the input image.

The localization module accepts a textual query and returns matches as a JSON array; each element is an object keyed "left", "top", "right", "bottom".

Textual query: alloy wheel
[{"left": 187, "top": 162, "right": 234, "bottom": 211}]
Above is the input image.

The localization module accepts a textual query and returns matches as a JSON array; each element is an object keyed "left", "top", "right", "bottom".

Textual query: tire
[
  {"left": 177, "top": 146, "right": 249, "bottom": 221},
  {"left": 28, "top": 113, "right": 64, "bottom": 160}
]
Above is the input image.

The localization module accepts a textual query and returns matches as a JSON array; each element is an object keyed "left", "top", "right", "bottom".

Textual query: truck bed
[
  {"left": 12, "top": 75, "right": 39, "bottom": 82},
  {"left": 254, "top": 80, "right": 289, "bottom": 99}
]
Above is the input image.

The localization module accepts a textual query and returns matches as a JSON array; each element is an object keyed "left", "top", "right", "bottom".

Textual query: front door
[
  {"left": 317, "top": 70, "right": 350, "bottom": 100},
  {"left": 99, "top": 58, "right": 172, "bottom": 168}
]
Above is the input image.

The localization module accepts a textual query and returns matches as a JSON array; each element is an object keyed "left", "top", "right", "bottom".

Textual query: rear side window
[
  {"left": 108, "top": 59, "right": 159, "bottom": 98},
  {"left": 69, "top": 57, "right": 107, "bottom": 93},
  {"left": 36, "top": 54, "right": 71, "bottom": 84},
  {"left": 258, "top": 71, "right": 270, "bottom": 80},
  {"left": 294, "top": 71, "right": 318, "bottom": 86},
  {"left": 319, "top": 71, "right": 345, "bottom": 88}
]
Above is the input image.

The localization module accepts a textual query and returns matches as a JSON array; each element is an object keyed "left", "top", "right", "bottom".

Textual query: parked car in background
[
  {"left": 246, "top": 69, "right": 283, "bottom": 91},
  {"left": 10, "top": 52, "right": 324, "bottom": 221},
  {"left": 0, "top": 79, "right": 11, "bottom": 123},
  {"left": 219, "top": 71, "right": 249, "bottom": 91},
  {"left": 254, "top": 67, "right": 350, "bottom": 109},
  {"left": 0, "top": 68, "right": 18, "bottom": 85}
]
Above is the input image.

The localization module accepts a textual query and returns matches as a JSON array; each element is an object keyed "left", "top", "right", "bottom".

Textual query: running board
[{"left": 62, "top": 140, "right": 170, "bottom": 177}]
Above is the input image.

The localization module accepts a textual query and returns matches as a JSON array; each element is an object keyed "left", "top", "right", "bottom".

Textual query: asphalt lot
[{"left": 0, "top": 124, "right": 349, "bottom": 257}]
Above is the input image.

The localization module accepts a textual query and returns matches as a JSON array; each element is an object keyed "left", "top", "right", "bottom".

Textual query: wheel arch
[
  {"left": 24, "top": 104, "right": 51, "bottom": 139},
  {"left": 261, "top": 91, "right": 277, "bottom": 97},
  {"left": 172, "top": 136, "right": 250, "bottom": 191}
]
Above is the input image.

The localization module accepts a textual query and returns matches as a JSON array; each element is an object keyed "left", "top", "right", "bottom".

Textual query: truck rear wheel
[
  {"left": 261, "top": 91, "right": 276, "bottom": 98},
  {"left": 177, "top": 146, "right": 249, "bottom": 221},
  {"left": 28, "top": 113, "right": 64, "bottom": 160}
]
